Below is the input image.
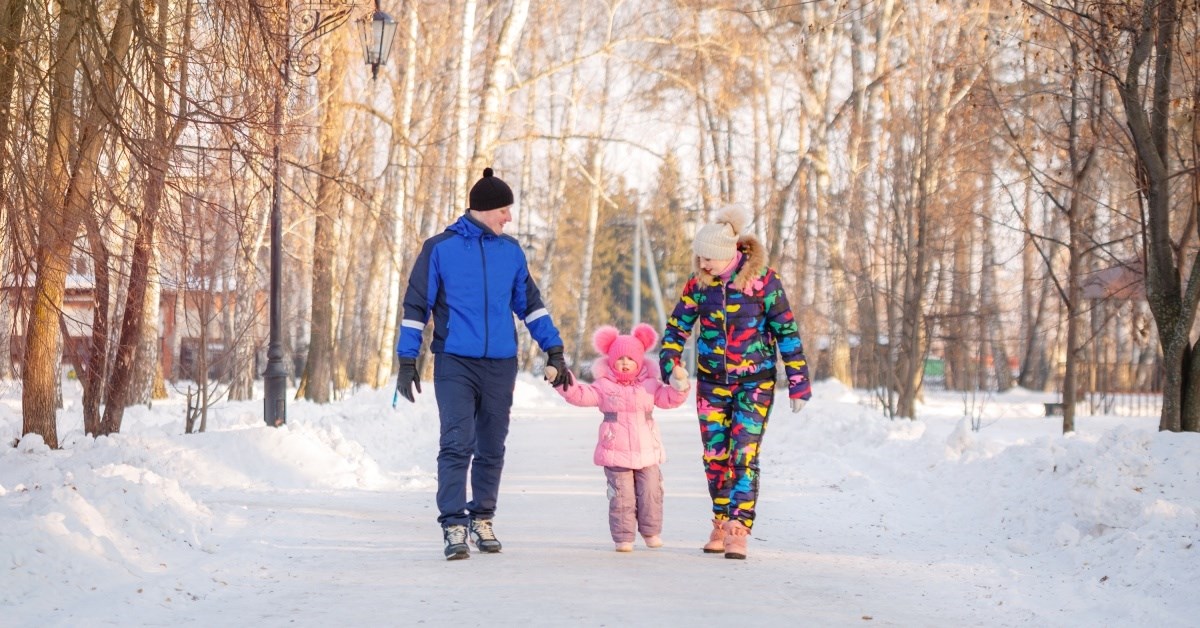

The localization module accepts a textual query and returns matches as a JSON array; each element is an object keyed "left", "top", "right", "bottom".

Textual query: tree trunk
[
  {"left": 99, "top": 0, "right": 182, "bottom": 434},
  {"left": 470, "top": 0, "right": 529, "bottom": 174},
  {"left": 375, "top": 4, "right": 419, "bottom": 388},
  {"left": 1184, "top": 345, "right": 1200, "bottom": 432},
  {"left": 99, "top": 162, "right": 167, "bottom": 435},
  {"left": 227, "top": 253, "right": 259, "bottom": 401},
  {"left": 1062, "top": 220, "right": 1083, "bottom": 434},
  {"left": 0, "top": 202, "right": 11, "bottom": 380},
  {"left": 302, "top": 32, "right": 348, "bottom": 404},
  {"left": 1018, "top": 176, "right": 1049, "bottom": 390},
  {"left": 452, "top": 0, "right": 477, "bottom": 211},
  {"left": 22, "top": 0, "right": 85, "bottom": 448},
  {"left": 334, "top": 209, "right": 361, "bottom": 390},
  {"left": 982, "top": 222, "right": 1014, "bottom": 391},
  {"left": 80, "top": 216, "right": 111, "bottom": 436},
  {"left": 0, "top": 0, "right": 28, "bottom": 379},
  {"left": 811, "top": 174, "right": 849, "bottom": 384},
  {"left": 360, "top": 216, "right": 388, "bottom": 386},
  {"left": 230, "top": 128, "right": 270, "bottom": 401},
  {"left": 0, "top": 273, "right": 9, "bottom": 379},
  {"left": 538, "top": 8, "right": 586, "bottom": 321},
  {"left": 945, "top": 220, "right": 974, "bottom": 392},
  {"left": 571, "top": 39, "right": 613, "bottom": 366},
  {"left": 130, "top": 234, "right": 162, "bottom": 405},
  {"left": 574, "top": 143, "right": 604, "bottom": 366},
  {"left": 1110, "top": 0, "right": 1199, "bottom": 432},
  {"left": 845, "top": 0, "right": 896, "bottom": 392},
  {"left": 893, "top": 0, "right": 988, "bottom": 418}
]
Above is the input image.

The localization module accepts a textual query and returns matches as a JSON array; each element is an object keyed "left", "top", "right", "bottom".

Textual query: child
[
  {"left": 659, "top": 207, "right": 812, "bottom": 560},
  {"left": 544, "top": 323, "right": 690, "bottom": 552}
]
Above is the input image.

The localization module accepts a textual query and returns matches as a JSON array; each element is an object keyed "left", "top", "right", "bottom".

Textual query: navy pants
[{"left": 433, "top": 353, "right": 518, "bottom": 527}]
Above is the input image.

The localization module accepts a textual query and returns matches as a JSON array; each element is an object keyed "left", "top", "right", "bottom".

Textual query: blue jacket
[{"left": 397, "top": 214, "right": 563, "bottom": 360}]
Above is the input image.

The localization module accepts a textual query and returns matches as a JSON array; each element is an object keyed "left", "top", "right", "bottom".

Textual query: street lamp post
[
  {"left": 264, "top": 2, "right": 397, "bottom": 427},
  {"left": 359, "top": 0, "right": 398, "bottom": 79}
]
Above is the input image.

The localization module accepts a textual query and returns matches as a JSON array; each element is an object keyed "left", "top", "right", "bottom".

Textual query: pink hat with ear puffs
[{"left": 593, "top": 323, "right": 658, "bottom": 371}]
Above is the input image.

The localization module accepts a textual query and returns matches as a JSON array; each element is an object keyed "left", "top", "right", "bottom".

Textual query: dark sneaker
[
  {"left": 469, "top": 518, "right": 502, "bottom": 553},
  {"left": 443, "top": 524, "right": 470, "bottom": 560}
]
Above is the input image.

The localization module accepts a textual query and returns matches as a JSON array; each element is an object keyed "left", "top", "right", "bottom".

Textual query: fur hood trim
[{"left": 693, "top": 233, "right": 767, "bottom": 292}]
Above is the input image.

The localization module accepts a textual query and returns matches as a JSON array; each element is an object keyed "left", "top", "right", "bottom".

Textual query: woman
[{"left": 659, "top": 207, "right": 812, "bottom": 559}]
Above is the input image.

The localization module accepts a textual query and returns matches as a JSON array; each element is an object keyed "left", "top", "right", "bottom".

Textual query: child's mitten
[{"left": 670, "top": 364, "right": 690, "bottom": 391}]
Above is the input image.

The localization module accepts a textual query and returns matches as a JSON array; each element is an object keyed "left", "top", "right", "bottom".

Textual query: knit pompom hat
[
  {"left": 593, "top": 323, "right": 658, "bottom": 371},
  {"left": 468, "top": 167, "right": 514, "bottom": 211},
  {"left": 692, "top": 207, "right": 747, "bottom": 259}
]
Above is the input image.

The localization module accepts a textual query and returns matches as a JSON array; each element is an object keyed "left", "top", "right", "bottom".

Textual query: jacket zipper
[
  {"left": 721, "top": 280, "right": 729, "bottom": 384},
  {"left": 480, "top": 236, "right": 489, "bottom": 357},
  {"left": 627, "top": 384, "right": 639, "bottom": 461}
]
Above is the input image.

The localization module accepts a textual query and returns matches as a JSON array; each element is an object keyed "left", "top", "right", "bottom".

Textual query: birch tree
[
  {"left": 451, "top": 0, "right": 477, "bottom": 218},
  {"left": 470, "top": 0, "right": 530, "bottom": 173},
  {"left": 374, "top": 3, "right": 418, "bottom": 389}
]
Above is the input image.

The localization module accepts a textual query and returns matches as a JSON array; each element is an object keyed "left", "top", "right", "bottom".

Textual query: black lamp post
[{"left": 264, "top": 3, "right": 397, "bottom": 427}]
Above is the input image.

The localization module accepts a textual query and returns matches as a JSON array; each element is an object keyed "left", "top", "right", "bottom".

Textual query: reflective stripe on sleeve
[{"left": 524, "top": 308, "right": 549, "bottom": 324}]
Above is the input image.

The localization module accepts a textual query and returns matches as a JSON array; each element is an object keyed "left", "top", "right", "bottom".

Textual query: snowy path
[
  {"left": 77, "top": 405, "right": 995, "bottom": 627},
  {"left": 8, "top": 380, "right": 1196, "bottom": 627}
]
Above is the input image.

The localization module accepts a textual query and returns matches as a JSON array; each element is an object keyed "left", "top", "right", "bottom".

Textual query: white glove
[
  {"left": 669, "top": 365, "right": 690, "bottom": 391},
  {"left": 790, "top": 398, "right": 807, "bottom": 414},
  {"left": 544, "top": 365, "right": 558, "bottom": 383}
]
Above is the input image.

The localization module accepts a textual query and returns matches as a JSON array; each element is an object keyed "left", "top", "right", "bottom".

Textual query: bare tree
[
  {"left": 98, "top": 0, "right": 192, "bottom": 435},
  {"left": 1100, "top": 0, "right": 1200, "bottom": 431},
  {"left": 1013, "top": 0, "right": 1190, "bottom": 431},
  {"left": 23, "top": 0, "right": 136, "bottom": 447},
  {"left": 2, "top": 0, "right": 1185, "bottom": 438},
  {"left": 886, "top": 2, "right": 990, "bottom": 419},
  {"left": 373, "top": 2, "right": 419, "bottom": 389},
  {"left": 300, "top": 29, "right": 350, "bottom": 404},
  {"left": 470, "top": 0, "right": 530, "bottom": 174},
  {"left": 451, "top": 0, "right": 478, "bottom": 216},
  {"left": 0, "top": 0, "right": 29, "bottom": 381}
]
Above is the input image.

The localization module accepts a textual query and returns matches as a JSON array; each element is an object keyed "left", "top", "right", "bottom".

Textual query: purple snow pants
[{"left": 603, "top": 465, "right": 663, "bottom": 543}]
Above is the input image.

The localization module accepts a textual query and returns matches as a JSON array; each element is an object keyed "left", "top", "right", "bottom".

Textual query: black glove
[
  {"left": 546, "top": 347, "right": 573, "bottom": 390},
  {"left": 396, "top": 357, "right": 422, "bottom": 403}
]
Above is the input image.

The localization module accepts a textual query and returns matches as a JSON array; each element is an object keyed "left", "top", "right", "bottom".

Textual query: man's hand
[
  {"left": 395, "top": 357, "right": 422, "bottom": 403},
  {"left": 669, "top": 364, "right": 689, "bottom": 391},
  {"left": 546, "top": 347, "right": 572, "bottom": 390},
  {"left": 790, "top": 398, "right": 807, "bottom": 414}
]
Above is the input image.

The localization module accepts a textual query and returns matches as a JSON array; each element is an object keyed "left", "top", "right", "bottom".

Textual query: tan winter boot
[
  {"left": 703, "top": 519, "right": 726, "bottom": 553},
  {"left": 723, "top": 520, "right": 750, "bottom": 560}
]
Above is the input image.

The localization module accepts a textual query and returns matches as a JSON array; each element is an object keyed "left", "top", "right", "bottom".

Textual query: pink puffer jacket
[{"left": 556, "top": 356, "right": 689, "bottom": 469}]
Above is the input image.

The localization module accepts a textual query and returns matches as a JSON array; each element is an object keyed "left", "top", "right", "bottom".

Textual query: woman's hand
[{"left": 670, "top": 365, "right": 690, "bottom": 391}]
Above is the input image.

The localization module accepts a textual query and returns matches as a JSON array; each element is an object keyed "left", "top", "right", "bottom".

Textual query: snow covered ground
[{"left": 1, "top": 376, "right": 1197, "bottom": 627}]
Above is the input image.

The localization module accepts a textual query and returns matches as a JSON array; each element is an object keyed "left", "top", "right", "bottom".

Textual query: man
[{"left": 395, "top": 167, "right": 572, "bottom": 561}]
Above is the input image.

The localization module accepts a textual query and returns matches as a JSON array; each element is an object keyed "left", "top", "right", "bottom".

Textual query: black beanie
[{"left": 468, "top": 168, "right": 514, "bottom": 211}]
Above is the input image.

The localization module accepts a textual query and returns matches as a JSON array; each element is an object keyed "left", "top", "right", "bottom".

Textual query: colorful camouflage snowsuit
[{"left": 659, "top": 235, "right": 811, "bottom": 529}]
